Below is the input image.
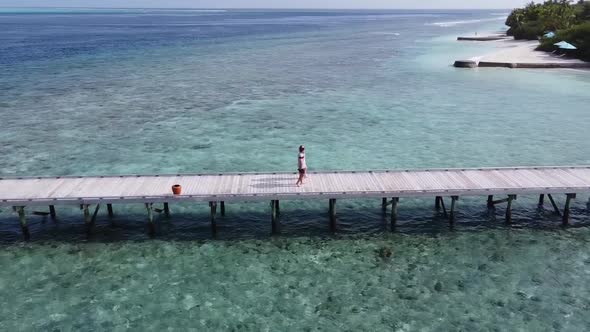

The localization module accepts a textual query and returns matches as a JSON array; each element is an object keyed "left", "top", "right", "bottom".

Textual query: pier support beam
[
  {"left": 16, "top": 207, "right": 30, "bottom": 241},
  {"left": 49, "top": 205, "right": 56, "bottom": 220},
  {"left": 32, "top": 211, "right": 50, "bottom": 217},
  {"left": 505, "top": 195, "right": 516, "bottom": 224},
  {"left": 209, "top": 202, "right": 217, "bottom": 236},
  {"left": 562, "top": 194, "right": 576, "bottom": 226},
  {"left": 164, "top": 203, "right": 170, "bottom": 216},
  {"left": 538, "top": 194, "right": 545, "bottom": 207},
  {"left": 390, "top": 197, "right": 399, "bottom": 228},
  {"left": 271, "top": 200, "right": 280, "bottom": 234},
  {"left": 329, "top": 199, "right": 337, "bottom": 231},
  {"left": 440, "top": 197, "right": 448, "bottom": 217},
  {"left": 435, "top": 196, "right": 448, "bottom": 217},
  {"left": 91, "top": 204, "right": 101, "bottom": 225},
  {"left": 547, "top": 194, "right": 561, "bottom": 216},
  {"left": 449, "top": 196, "right": 459, "bottom": 224},
  {"left": 145, "top": 203, "right": 155, "bottom": 236},
  {"left": 220, "top": 202, "right": 225, "bottom": 217},
  {"left": 487, "top": 195, "right": 494, "bottom": 209},
  {"left": 491, "top": 197, "right": 510, "bottom": 205},
  {"left": 107, "top": 204, "right": 114, "bottom": 218},
  {"left": 382, "top": 198, "right": 387, "bottom": 214}
]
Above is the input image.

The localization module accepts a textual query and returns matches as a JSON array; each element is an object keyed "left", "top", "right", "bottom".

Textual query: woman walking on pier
[{"left": 296, "top": 145, "right": 307, "bottom": 186}]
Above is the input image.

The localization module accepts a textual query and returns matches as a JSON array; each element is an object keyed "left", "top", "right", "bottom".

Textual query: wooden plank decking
[{"left": 1, "top": 166, "right": 590, "bottom": 207}]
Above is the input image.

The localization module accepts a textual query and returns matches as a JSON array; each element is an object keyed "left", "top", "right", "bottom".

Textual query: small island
[
  {"left": 455, "top": 0, "right": 590, "bottom": 69},
  {"left": 507, "top": 0, "right": 589, "bottom": 60}
]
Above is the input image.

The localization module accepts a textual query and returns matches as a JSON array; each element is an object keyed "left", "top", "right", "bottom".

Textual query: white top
[{"left": 298, "top": 152, "right": 307, "bottom": 170}]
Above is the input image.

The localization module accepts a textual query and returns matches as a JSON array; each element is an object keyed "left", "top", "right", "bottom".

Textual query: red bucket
[{"left": 172, "top": 184, "right": 182, "bottom": 195}]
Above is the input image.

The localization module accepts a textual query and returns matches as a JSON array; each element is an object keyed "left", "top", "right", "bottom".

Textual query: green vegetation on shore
[{"left": 506, "top": 0, "right": 590, "bottom": 60}]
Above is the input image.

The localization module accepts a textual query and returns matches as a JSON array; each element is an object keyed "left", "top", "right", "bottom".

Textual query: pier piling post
[
  {"left": 487, "top": 195, "right": 494, "bottom": 209},
  {"left": 382, "top": 198, "right": 387, "bottom": 214},
  {"left": 17, "top": 207, "right": 30, "bottom": 241},
  {"left": 271, "top": 200, "right": 280, "bottom": 234},
  {"left": 505, "top": 195, "right": 516, "bottom": 224},
  {"left": 49, "top": 205, "right": 56, "bottom": 220},
  {"left": 145, "top": 203, "right": 155, "bottom": 236},
  {"left": 391, "top": 197, "right": 399, "bottom": 228},
  {"left": 449, "top": 196, "right": 459, "bottom": 224},
  {"left": 83, "top": 204, "right": 92, "bottom": 234},
  {"left": 107, "top": 204, "right": 114, "bottom": 218},
  {"left": 547, "top": 194, "right": 561, "bottom": 216},
  {"left": 435, "top": 196, "right": 441, "bottom": 210},
  {"left": 220, "top": 201, "right": 225, "bottom": 217},
  {"left": 538, "top": 194, "right": 545, "bottom": 207},
  {"left": 83, "top": 205, "right": 90, "bottom": 224},
  {"left": 164, "top": 203, "right": 170, "bottom": 216},
  {"left": 209, "top": 202, "right": 217, "bottom": 236},
  {"left": 329, "top": 199, "right": 337, "bottom": 231},
  {"left": 562, "top": 194, "right": 576, "bottom": 226}
]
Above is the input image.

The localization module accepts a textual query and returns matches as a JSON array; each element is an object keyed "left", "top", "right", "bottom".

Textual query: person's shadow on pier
[{"left": 250, "top": 177, "right": 299, "bottom": 189}]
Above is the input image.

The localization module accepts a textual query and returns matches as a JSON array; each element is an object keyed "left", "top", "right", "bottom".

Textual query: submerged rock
[
  {"left": 191, "top": 143, "right": 212, "bottom": 150},
  {"left": 434, "top": 282, "right": 443, "bottom": 292},
  {"left": 376, "top": 246, "right": 392, "bottom": 259}
]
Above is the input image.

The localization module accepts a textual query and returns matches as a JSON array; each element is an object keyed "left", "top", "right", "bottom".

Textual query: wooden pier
[{"left": 1, "top": 166, "right": 590, "bottom": 239}]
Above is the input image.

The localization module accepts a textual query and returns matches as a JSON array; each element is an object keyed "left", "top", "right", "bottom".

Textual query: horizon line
[{"left": 0, "top": 6, "right": 514, "bottom": 11}]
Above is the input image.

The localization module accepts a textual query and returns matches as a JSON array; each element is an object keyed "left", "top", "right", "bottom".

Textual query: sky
[{"left": 0, "top": 0, "right": 529, "bottom": 10}]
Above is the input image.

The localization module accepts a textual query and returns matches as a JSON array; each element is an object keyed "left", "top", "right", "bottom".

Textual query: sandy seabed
[{"left": 1, "top": 229, "right": 590, "bottom": 331}]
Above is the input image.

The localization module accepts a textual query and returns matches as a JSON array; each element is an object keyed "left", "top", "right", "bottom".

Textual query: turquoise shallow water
[
  {"left": 1, "top": 8, "right": 590, "bottom": 330},
  {"left": 3, "top": 230, "right": 590, "bottom": 331}
]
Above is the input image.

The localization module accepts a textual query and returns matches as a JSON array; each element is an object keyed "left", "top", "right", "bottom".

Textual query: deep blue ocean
[{"left": 1, "top": 8, "right": 590, "bottom": 330}]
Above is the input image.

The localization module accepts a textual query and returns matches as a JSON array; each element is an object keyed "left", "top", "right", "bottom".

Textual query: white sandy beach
[{"left": 471, "top": 39, "right": 586, "bottom": 65}]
